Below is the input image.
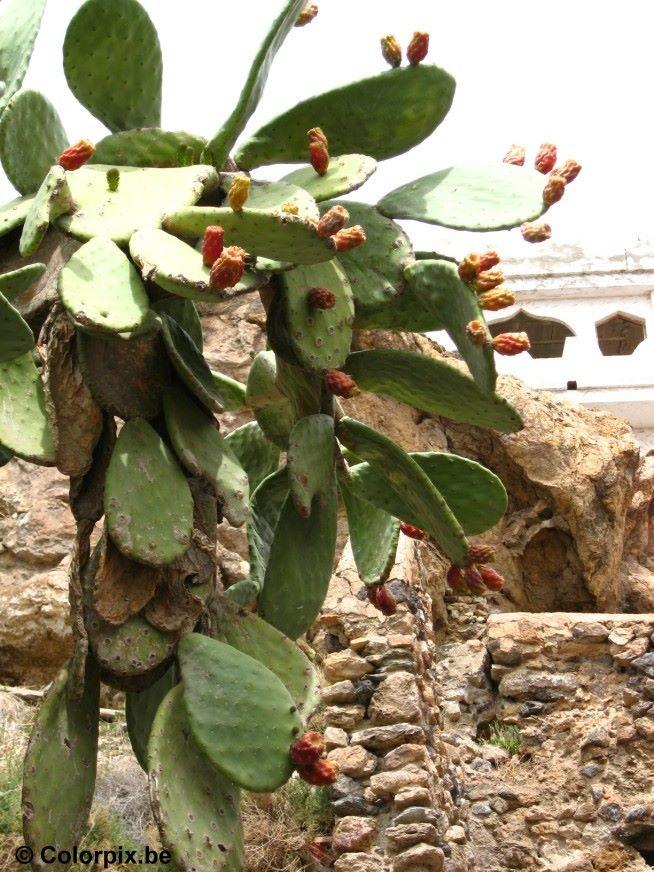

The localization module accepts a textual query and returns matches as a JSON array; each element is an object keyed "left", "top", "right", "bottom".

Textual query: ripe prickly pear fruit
[
  {"left": 478, "top": 287, "right": 516, "bottom": 311},
  {"left": 209, "top": 246, "right": 246, "bottom": 290},
  {"left": 492, "top": 332, "right": 531, "bottom": 356},
  {"left": 324, "top": 370, "right": 359, "bottom": 399},
  {"left": 367, "top": 583, "right": 398, "bottom": 616},
  {"left": 308, "top": 127, "right": 330, "bottom": 175},
  {"left": 333, "top": 225, "right": 366, "bottom": 252},
  {"left": 407, "top": 31, "right": 429, "bottom": 65},
  {"left": 553, "top": 159, "right": 581, "bottom": 184},
  {"left": 295, "top": 3, "right": 318, "bottom": 26},
  {"left": 478, "top": 251, "right": 501, "bottom": 272},
  {"left": 521, "top": 221, "right": 552, "bottom": 243},
  {"left": 202, "top": 226, "right": 225, "bottom": 266},
  {"left": 400, "top": 521, "right": 428, "bottom": 540},
  {"left": 307, "top": 287, "right": 336, "bottom": 309},
  {"left": 381, "top": 35, "right": 402, "bottom": 68},
  {"left": 466, "top": 320, "right": 489, "bottom": 347},
  {"left": 58, "top": 138, "right": 95, "bottom": 170},
  {"left": 474, "top": 268, "right": 505, "bottom": 292},
  {"left": 298, "top": 758, "right": 339, "bottom": 786},
  {"left": 543, "top": 174, "right": 566, "bottom": 205},
  {"left": 106, "top": 167, "right": 120, "bottom": 192},
  {"left": 479, "top": 564, "right": 505, "bottom": 591},
  {"left": 458, "top": 254, "right": 481, "bottom": 283},
  {"left": 464, "top": 564, "right": 486, "bottom": 593},
  {"left": 290, "top": 731, "right": 325, "bottom": 765},
  {"left": 317, "top": 205, "right": 349, "bottom": 238},
  {"left": 535, "top": 142, "right": 557, "bottom": 174},
  {"left": 503, "top": 144, "right": 526, "bottom": 166},
  {"left": 446, "top": 565, "right": 465, "bottom": 589},
  {"left": 468, "top": 542, "right": 497, "bottom": 562},
  {"left": 228, "top": 174, "right": 250, "bottom": 211}
]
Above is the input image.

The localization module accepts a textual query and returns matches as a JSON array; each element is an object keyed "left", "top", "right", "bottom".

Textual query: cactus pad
[
  {"left": 287, "top": 414, "right": 335, "bottom": 516},
  {"left": 0, "top": 195, "right": 33, "bottom": 239},
  {"left": 259, "top": 475, "right": 338, "bottom": 638},
  {"left": 126, "top": 665, "right": 176, "bottom": 771},
  {"left": 59, "top": 236, "right": 150, "bottom": 335},
  {"left": 0, "top": 290, "right": 33, "bottom": 362},
  {"left": 159, "top": 314, "right": 227, "bottom": 413},
  {"left": 405, "top": 259, "right": 497, "bottom": 393},
  {"left": 179, "top": 634, "right": 302, "bottom": 791},
  {"left": 236, "top": 65, "right": 456, "bottom": 169},
  {"left": 104, "top": 418, "right": 193, "bottom": 566},
  {"left": 378, "top": 163, "right": 549, "bottom": 231},
  {"left": 348, "top": 450, "right": 507, "bottom": 536},
  {"left": 340, "top": 476, "right": 400, "bottom": 587},
  {"left": 282, "top": 155, "right": 377, "bottom": 201},
  {"left": 93, "top": 129, "right": 207, "bottom": 168},
  {"left": 211, "top": 371, "right": 247, "bottom": 411},
  {"left": 337, "top": 417, "right": 469, "bottom": 564},
  {"left": 152, "top": 298, "right": 203, "bottom": 351},
  {"left": 163, "top": 383, "right": 249, "bottom": 527},
  {"left": 93, "top": 530, "right": 160, "bottom": 626},
  {"left": 280, "top": 260, "right": 354, "bottom": 371},
  {"left": 0, "top": 263, "right": 46, "bottom": 301},
  {"left": 148, "top": 685, "right": 245, "bottom": 871},
  {"left": 19, "top": 166, "right": 74, "bottom": 257},
  {"left": 0, "top": 350, "right": 55, "bottom": 464},
  {"left": 245, "top": 351, "right": 295, "bottom": 449},
  {"left": 22, "top": 660, "right": 100, "bottom": 858},
  {"left": 57, "top": 164, "right": 219, "bottom": 246},
  {"left": 221, "top": 174, "right": 320, "bottom": 223},
  {"left": 344, "top": 349, "right": 523, "bottom": 433},
  {"left": 0, "top": 0, "right": 47, "bottom": 113},
  {"left": 63, "top": 0, "right": 162, "bottom": 132},
  {"left": 0, "top": 90, "right": 68, "bottom": 194},
  {"left": 248, "top": 468, "right": 289, "bottom": 593},
  {"left": 215, "top": 598, "right": 320, "bottom": 717},
  {"left": 225, "top": 420, "right": 280, "bottom": 493}
]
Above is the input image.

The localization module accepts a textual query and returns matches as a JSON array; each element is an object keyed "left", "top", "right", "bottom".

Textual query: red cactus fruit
[
  {"left": 521, "top": 221, "right": 552, "bottom": 243},
  {"left": 464, "top": 564, "right": 486, "bottom": 593},
  {"left": 478, "top": 564, "right": 505, "bottom": 591},
  {"left": 333, "top": 225, "right": 366, "bottom": 252},
  {"left": 202, "top": 226, "right": 225, "bottom": 266},
  {"left": 553, "top": 159, "right": 582, "bottom": 184},
  {"left": 58, "top": 139, "right": 95, "bottom": 170},
  {"left": 381, "top": 35, "right": 402, "bottom": 68},
  {"left": 466, "top": 320, "right": 489, "bottom": 347},
  {"left": 295, "top": 3, "right": 318, "bottom": 26},
  {"left": 298, "top": 758, "right": 339, "bottom": 786},
  {"left": 307, "top": 127, "right": 328, "bottom": 147},
  {"left": 324, "top": 370, "right": 359, "bottom": 399},
  {"left": 407, "top": 31, "right": 429, "bottom": 65},
  {"left": 400, "top": 522, "right": 429, "bottom": 541},
  {"left": 309, "top": 140, "right": 329, "bottom": 175},
  {"left": 290, "top": 732, "right": 326, "bottom": 766},
  {"left": 478, "top": 287, "right": 516, "bottom": 311},
  {"left": 477, "top": 250, "right": 501, "bottom": 272},
  {"left": 209, "top": 246, "right": 246, "bottom": 291},
  {"left": 503, "top": 144, "right": 526, "bottom": 166},
  {"left": 307, "top": 287, "right": 336, "bottom": 309},
  {"left": 458, "top": 254, "right": 481, "bottom": 283},
  {"left": 542, "top": 174, "right": 566, "bottom": 205},
  {"left": 367, "top": 584, "right": 398, "bottom": 616},
  {"left": 446, "top": 565, "right": 465, "bottom": 589},
  {"left": 317, "top": 205, "right": 349, "bottom": 238},
  {"left": 468, "top": 543, "right": 497, "bottom": 563},
  {"left": 492, "top": 332, "right": 531, "bottom": 356},
  {"left": 535, "top": 142, "right": 557, "bottom": 174},
  {"left": 474, "top": 268, "right": 505, "bottom": 293}
]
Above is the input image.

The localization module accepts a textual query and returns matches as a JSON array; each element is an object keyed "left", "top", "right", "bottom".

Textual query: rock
[
  {"left": 328, "top": 745, "right": 377, "bottom": 779},
  {"left": 334, "top": 851, "right": 390, "bottom": 872},
  {"left": 332, "top": 816, "right": 378, "bottom": 853},
  {"left": 471, "top": 802, "right": 492, "bottom": 817},
  {"left": 369, "top": 766, "right": 431, "bottom": 801},
  {"left": 325, "top": 727, "right": 349, "bottom": 750},
  {"left": 351, "top": 724, "right": 425, "bottom": 751},
  {"left": 632, "top": 652, "right": 654, "bottom": 678},
  {"left": 498, "top": 669, "right": 578, "bottom": 701},
  {"left": 325, "top": 704, "right": 366, "bottom": 731},
  {"left": 322, "top": 680, "right": 358, "bottom": 704},
  {"left": 392, "top": 843, "right": 445, "bottom": 871},
  {"left": 386, "top": 823, "right": 438, "bottom": 850},
  {"left": 323, "top": 650, "right": 373, "bottom": 683},
  {"left": 382, "top": 744, "right": 429, "bottom": 772},
  {"left": 580, "top": 727, "right": 611, "bottom": 750},
  {"left": 394, "top": 786, "right": 432, "bottom": 810},
  {"left": 393, "top": 807, "right": 444, "bottom": 828},
  {"left": 368, "top": 671, "right": 422, "bottom": 725},
  {"left": 634, "top": 717, "right": 654, "bottom": 740},
  {"left": 571, "top": 622, "right": 609, "bottom": 642},
  {"left": 333, "top": 796, "right": 379, "bottom": 817}
]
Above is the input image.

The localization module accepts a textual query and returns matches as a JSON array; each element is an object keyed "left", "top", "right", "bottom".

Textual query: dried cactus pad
[
  {"left": 378, "top": 163, "right": 548, "bottom": 231},
  {"left": 92, "top": 129, "right": 207, "bottom": 168},
  {"left": 236, "top": 65, "right": 456, "bottom": 169},
  {"left": 104, "top": 418, "right": 193, "bottom": 567},
  {"left": 0, "top": 0, "right": 47, "bottom": 114},
  {"left": 179, "top": 634, "right": 302, "bottom": 792},
  {"left": 148, "top": 685, "right": 245, "bottom": 871},
  {"left": 0, "top": 350, "right": 55, "bottom": 464},
  {"left": 0, "top": 89, "right": 68, "bottom": 195},
  {"left": 63, "top": 0, "right": 162, "bottom": 132},
  {"left": 57, "top": 164, "right": 219, "bottom": 246},
  {"left": 282, "top": 155, "right": 377, "bottom": 202},
  {"left": 0, "top": 290, "right": 33, "bottom": 362}
]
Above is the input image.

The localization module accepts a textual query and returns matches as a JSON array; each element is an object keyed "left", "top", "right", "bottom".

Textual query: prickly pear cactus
[{"left": 0, "top": 0, "right": 580, "bottom": 860}]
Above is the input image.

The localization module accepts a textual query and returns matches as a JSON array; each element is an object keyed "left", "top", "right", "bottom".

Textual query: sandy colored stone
[
  {"left": 382, "top": 744, "right": 429, "bottom": 771},
  {"left": 322, "top": 680, "right": 357, "bottom": 704},
  {"left": 323, "top": 650, "right": 373, "bottom": 683},
  {"left": 392, "top": 843, "right": 445, "bottom": 871},
  {"left": 369, "top": 671, "right": 422, "bottom": 725},
  {"left": 334, "top": 853, "right": 390, "bottom": 872},
  {"left": 328, "top": 745, "right": 377, "bottom": 778},
  {"left": 386, "top": 822, "right": 438, "bottom": 850},
  {"left": 325, "top": 727, "right": 348, "bottom": 750},
  {"left": 325, "top": 705, "right": 366, "bottom": 731},
  {"left": 369, "top": 766, "right": 431, "bottom": 801},
  {"left": 332, "top": 816, "right": 378, "bottom": 853}
]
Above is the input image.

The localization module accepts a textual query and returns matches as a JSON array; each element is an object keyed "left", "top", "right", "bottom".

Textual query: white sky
[{"left": 3, "top": 0, "right": 653, "bottom": 258}]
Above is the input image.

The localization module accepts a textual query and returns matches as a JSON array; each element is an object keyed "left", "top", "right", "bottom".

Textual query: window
[
  {"left": 596, "top": 313, "right": 646, "bottom": 356},
  {"left": 488, "top": 310, "right": 575, "bottom": 359}
]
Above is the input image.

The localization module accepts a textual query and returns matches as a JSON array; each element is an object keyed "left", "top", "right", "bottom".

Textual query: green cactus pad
[
  {"left": 405, "top": 259, "right": 497, "bottom": 394},
  {"left": 19, "top": 166, "right": 74, "bottom": 257},
  {"left": 77, "top": 331, "right": 170, "bottom": 420},
  {"left": 208, "top": 0, "right": 306, "bottom": 167},
  {"left": 152, "top": 298, "right": 203, "bottom": 351},
  {"left": 93, "top": 129, "right": 207, "bottom": 168},
  {"left": 159, "top": 314, "right": 227, "bottom": 413},
  {"left": 287, "top": 414, "right": 335, "bottom": 517},
  {"left": 344, "top": 349, "right": 523, "bottom": 433},
  {"left": 0, "top": 291, "right": 33, "bottom": 362},
  {"left": 349, "top": 450, "right": 507, "bottom": 536},
  {"left": 0, "top": 263, "right": 46, "bottom": 301},
  {"left": 126, "top": 665, "right": 176, "bottom": 772},
  {"left": 212, "top": 371, "right": 247, "bottom": 411},
  {"left": 0, "top": 195, "right": 33, "bottom": 238},
  {"left": 0, "top": 350, "right": 55, "bottom": 464},
  {"left": 164, "top": 206, "right": 335, "bottom": 265},
  {"left": 105, "top": 418, "right": 193, "bottom": 566},
  {"left": 63, "top": 0, "right": 162, "bottom": 132},
  {"left": 337, "top": 417, "right": 469, "bottom": 564},
  {"left": 378, "top": 163, "right": 549, "bottom": 231},
  {"left": 276, "top": 357, "right": 323, "bottom": 419},
  {"left": 215, "top": 598, "right": 319, "bottom": 718},
  {"left": 0, "top": 89, "right": 68, "bottom": 195},
  {"left": 220, "top": 174, "right": 320, "bottom": 223},
  {"left": 0, "top": 0, "right": 46, "bottom": 114},
  {"left": 59, "top": 236, "right": 150, "bottom": 335},
  {"left": 148, "top": 685, "right": 244, "bottom": 871},
  {"left": 57, "top": 164, "right": 219, "bottom": 246},
  {"left": 259, "top": 474, "right": 337, "bottom": 638},
  {"left": 340, "top": 476, "right": 400, "bottom": 587},
  {"left": 324, "top": 200, "right": 415, "bottom": 329},
  {"left": 225, "top": 421, "right": 280, "bottom": 494},
  {"left": 245, "top": 351, "right": 295, "bottom": 449},
  {"left": 236, "top": 65, "right": 456, "bottom": 169},
  {"left": 280, "top": 260, "right": 354, "bottom": 371},
  {"left": 22, "top": 660, "right": 100, "bottom": 860},
  {"left": 248, "top": 468, "right": 289, "bottom": 593},
  {"left": 282, "top": 155, "right": 377, "bottom": 202},
  {"left": 163, "top": 383, "right": 249, "bottom": 527},
  {"left": 179, "top": 634, "right": 302, "bottom": 792}
]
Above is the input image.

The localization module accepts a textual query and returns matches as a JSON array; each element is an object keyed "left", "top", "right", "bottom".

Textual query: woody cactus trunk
[{"left": 0, "top": 0, "right": 580, "bottom": 867}]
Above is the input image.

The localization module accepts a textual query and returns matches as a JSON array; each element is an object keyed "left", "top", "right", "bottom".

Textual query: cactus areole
[{"left": 0, "top": 0, "right": 579, "bottom": 863}]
